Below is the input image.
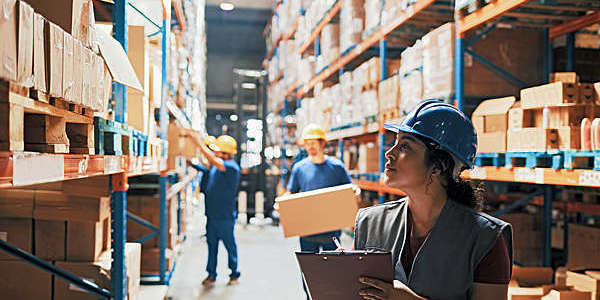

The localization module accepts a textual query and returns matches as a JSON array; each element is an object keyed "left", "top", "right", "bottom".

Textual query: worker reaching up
[
  {"left": 285, "top": 123, "right": 359, "bottom": 299},
  {"left": 188, "top": 134, "right": 241, "bottom": 286}
]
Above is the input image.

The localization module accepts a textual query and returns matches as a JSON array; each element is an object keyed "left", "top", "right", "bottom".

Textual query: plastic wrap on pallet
[
  {"left": 321, "top": 23, "right": 340, "bottom": 66},
  {"left": 298, "top": 56, "right": 316, "bottom": 86},
  {"left": 400, "top": 70, "right": 423, "bottom": 114},
  {"left": 399, "top": 40, "right": 423, "bottom": 76},
  {"left": 422, "top": 23, "right": 455, "bottom": 100},
  {"left": 364, "top": 0, "right": 381, "bottom": 35},
  {"left": 340, "top": 0, "right": 365, "bottom": 54},
  {"left": 352, "top": 61, "right": 368, "bottom": 94},
  {"left": 382, "top": 0, "right": 402, "bottom": 25},
  {"left": 340, "top": 71, "right": 353, "bottom": 101},
  {"left": 378, "top": 74, "right": 400, "bottom": 114}
]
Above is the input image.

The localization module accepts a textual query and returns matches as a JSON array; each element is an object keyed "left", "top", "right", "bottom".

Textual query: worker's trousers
[{"left": 206, "top": 218, "right": 240, "bottom": 279}]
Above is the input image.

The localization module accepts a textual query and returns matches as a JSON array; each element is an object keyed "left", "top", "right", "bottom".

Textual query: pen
[{"left": 332, "top": 237, "right": 342, "bottom": 249}]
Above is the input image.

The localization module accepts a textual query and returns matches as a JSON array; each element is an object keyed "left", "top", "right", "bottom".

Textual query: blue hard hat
[{"left": 383, "top": 100, "right": 478, "bottom": 168}]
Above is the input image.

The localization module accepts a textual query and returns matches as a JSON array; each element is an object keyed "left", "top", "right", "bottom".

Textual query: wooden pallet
[
  {"left": 0, "top": 81, "right": 94, "bottom": 154},
  {"left": 505, "top": 151, "right": 563, "bottom": 169},
  {"left": 93, "top": 117, "right": 133, "bottom": 156}
]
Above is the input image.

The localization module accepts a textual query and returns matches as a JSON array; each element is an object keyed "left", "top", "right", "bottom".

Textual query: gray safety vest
[{"left": 354, "top": 198, "right": 513, "bottom": 300}]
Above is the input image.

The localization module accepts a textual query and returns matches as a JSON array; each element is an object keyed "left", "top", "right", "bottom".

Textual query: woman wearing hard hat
[
  {"left": 354, "top": 101, "right": 512, "bottom": 300},
  {"left": 188, "top": 135, "right": 242, "bottom": 287}
]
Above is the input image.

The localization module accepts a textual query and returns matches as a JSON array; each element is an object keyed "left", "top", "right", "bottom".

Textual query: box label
[
  {"left": 579, "top": 171, "right": 600, "bottom": 187},
  {"left": 514, "top": 168, "right": 544, "bottom": 184}
]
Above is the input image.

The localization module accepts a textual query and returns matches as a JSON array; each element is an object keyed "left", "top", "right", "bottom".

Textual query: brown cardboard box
[
  {"left": 66, "top": 218, "right": 110, "bottom": 261},
  {"left": 567, "top": 270, "right": 600, "bottom": 300},
  {"left": 0, "top": 189, "right": 34, "bottom": 217},
  {"left": 558, "top": 127, "right": 580, "bottom": 150},
  {"left": 127, "top": 91, "right": 149, "bottom": 134},
  {"left": 594, "top": 82, "right": 600, "bottom": 105},
  {"left": 367, "top": 57, "right": 381, "bottom": 86},
  {"left": 580, "top": 83, "right": 595, "bottom": 103},
  {"left": 54, "top": 257, "right": 112, "bottom": 300},
  {"left": 472, "top": 97, "right": 515, "bottom": 153},
  {"left": 63, "top": 32, "right": 74, "bottom": 102},
  {"left": 550, "top": 72, "right": 579, "bottom": 84},
  {"left": 386, "top": 58, "right": 402, "bottom": 77},
  {"left": 34, "top": 191, "right": 110, "bottom": 222},
  {"left": 507, "top": 128, "right": 559, "bottom": 152},
  {"left": 275, "top": 184, "right": 358, "bottom": 238},
  {"left": 501, "top": 213, "right": 543, "bottom": 265},
  {"left": 477, "top": 132, "right": 507, "bottom": 154},
  {"left": 17, "top": 1, "right": 34, "bottom": 87},
  {"left": 35, "top": 220, "right": 66, "bottom": 260},
  {"left": 358, "top": 143, "right": 379, "bottom": 173},
  {"left": 541, "top": 289, "right": 591, "bottom": 300},
  {"left": 0, "top": 260, "right": 53, "bottom": 300},
  {"left": 127, "top": 195, "right": 178, "bottom": 249},
  {"left": 0, "top": 218, "right": 32, "bottom": 260},
  {"left": 149, "top": 64, "right": 161, "bottom": 108},
  {"left": 93, "top": 54, "right": 104, "bottom": 111},
  {"left": 141, "top": 247, "right": 174, "bottom": 274},
  {"left": 96, "top": 29, "right": 143, "bottom": 92},
  {"left": 513, "top": 266, "right": 554, "bottom": 286},
  {"left": 422, "top": 22, "right": 455, "bottom": 99},
  {"left": 568, "top": 224, "right": 600, "bottom": 269},
  {"left": 72, "top": 39, "right": 84, "bottom": 105},
  {"left": 27, "top": 0, "right": 86, "bottom": 39},
  {"left": 81, "top": 46, "right": 93, "bottom": 108},
  {"left": 509, "top": 266, "right": 555, "bottom": 300},
  {"left": 472, "top": 97, "right": 516, "bottom": 133},
  {"left": 46, "top": 21, "right": 63, "bottom": 98},
  {"left": 509, "top": 103, "right": 536, "bottom": 130},
  {"left": 521, "top": 82, "right": 579, "bottom": 109},
  {"left": 378, "top": 74, "right": 399, "bottom": 112},
  {"left": 0, "top": 0, "right": 17, "bottom": 82},
  {"left": 33, "top": 13, "right": 47, "bottom": 93}
]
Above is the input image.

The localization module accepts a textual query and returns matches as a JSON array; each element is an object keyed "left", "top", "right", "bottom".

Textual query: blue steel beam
[
  {"left": 159, "top": 172, "right": 169, "bottom": 283},
  {"left": 378, "top": 37, "right": 387, "bottom": 204},
  {"left": 111, "top": 173, "right": 129, "bottom": 300},
  {"left": 113, "top": 0, "right": 128, "bottom": 124},
  {"left": 159, "top": 13, "right": 169, "bottom": 140},
  {"left": 492, "top": 190, "right": 544, "bottom": 217},
  {"left": 0, "top": 239, "right": 112, "bottom": 299},
  {"left": 127, "top": 2, "right": 161, "bottom": 30},
  {"left": 464, "top": 48, "right": 528, "bottom": 88},
  {"left": 127, "top": 211, "right": 160, "bottom": 232},
  {"left": 135, "top": 232, "right": 159, "bottom": 244},
  {"left": 455, "top": 37, "right": 465, "bottom": 111},
  {"left": 542, "top": 186, "right": 553, "bottom": 267},
  {"left": 339, "top": 140, "right": 344, "bottom": 163}
]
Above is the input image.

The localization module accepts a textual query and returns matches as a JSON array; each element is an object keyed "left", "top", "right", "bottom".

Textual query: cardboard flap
[
  {"left": 96, "top": 30, "right": 143, "bottom": 91},
  {"left": 473, "top": 96, "right": 516, "bottom": 116}
]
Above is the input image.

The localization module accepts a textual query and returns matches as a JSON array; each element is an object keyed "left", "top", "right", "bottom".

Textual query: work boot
[
  {"left": 202, "top": 276, "right": 216, "bottom": 286},
  {"left": 227, "top": 276, "right": 239, "bottom": 285}
]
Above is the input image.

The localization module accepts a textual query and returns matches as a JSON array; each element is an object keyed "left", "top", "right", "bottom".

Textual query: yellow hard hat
[
  {"left": 209, "top": 135, "right": 238, "bottom": 154},
  {"left": 204, "top": 135, "right": 217, "bottom": 146},
  {"left": 301, "top": 123, "right": 326, "bottom": 141}
]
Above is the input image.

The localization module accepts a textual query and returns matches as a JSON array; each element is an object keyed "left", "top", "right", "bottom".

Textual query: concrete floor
[{"left": 165, "top": 223, "right": 354, "bottom": 300}]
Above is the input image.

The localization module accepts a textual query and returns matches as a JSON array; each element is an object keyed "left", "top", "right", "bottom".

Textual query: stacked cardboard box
[
  {"left": 509, "top": 266, "right": 592, "bottom": 300},
  {"left": 568, "top": 224, "right": 600, "bottom": 270},
  {"left": 398, "top": 41, "right": 423, "bottom": 114},
  {"left": 364, "top": 0, "right": 381, "bottom": 34},
  {"left": 358, "top": 143, "right": 379, "bottom": 173},
  {"left": 320, "top": 24, "right": 340, "bottom": 68},
  {"left": 167, "top": 122, "right": 199, "bottom": 171},
  {"left": 566, "top": 270, "right": 600, "bottom": 300},
  {"left": 501, "top": 213, "right": 543, "bottom": 266},
  {"left": 0, "top": 187, "right": 140, "bottom": 300},
  {"left": 422, "top": 23, "right": 454, "bottom": 100},
  {"left": 513, "top": 73, "right": 600, "bottom": 152},
  {"left": 340, "top": 0, "right": 365, "bottom": 54},
  {"left": 472, "top": 97, "right": 516, "bottom": 153},
  {"left": 126, "top": 25, "right": 151, "bottom": 135},
  {"left": 378, "top": 74, "right": 400, "bottom": 121}
]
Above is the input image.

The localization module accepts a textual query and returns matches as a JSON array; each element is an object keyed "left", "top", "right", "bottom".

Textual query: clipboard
[{"left": 295, "top": 251, "right": 393, "bottom": 300}]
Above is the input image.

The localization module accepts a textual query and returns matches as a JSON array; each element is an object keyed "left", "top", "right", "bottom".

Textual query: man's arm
[{"left": 189, "top": 134, "right": 226, "bottom": 172}]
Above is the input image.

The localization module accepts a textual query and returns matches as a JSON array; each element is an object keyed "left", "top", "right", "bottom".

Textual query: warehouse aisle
[{"left": 166, "top": 224, "right": 305, "bottom": 300}]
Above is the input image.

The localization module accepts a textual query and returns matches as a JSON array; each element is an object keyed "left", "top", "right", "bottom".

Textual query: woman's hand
[{"left": 359, "top": 277, "right": 425, "bottom": 300}]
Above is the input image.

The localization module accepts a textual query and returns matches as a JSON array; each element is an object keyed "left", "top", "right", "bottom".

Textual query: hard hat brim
[{"left": 302, "top": 134, "right": 326, "bottom": 141}]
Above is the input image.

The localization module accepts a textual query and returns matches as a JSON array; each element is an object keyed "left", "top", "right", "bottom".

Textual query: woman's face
[{"left": 383, "top": 132, "right": 431, "bottom": 190}]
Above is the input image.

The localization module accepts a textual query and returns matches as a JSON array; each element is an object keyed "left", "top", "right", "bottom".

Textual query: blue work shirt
[
  {"left": 286, "top": 156, "right": 352, "bottom": 238},
  {"left": 192, "top": 160, "right": 241, "bottom": 220}
]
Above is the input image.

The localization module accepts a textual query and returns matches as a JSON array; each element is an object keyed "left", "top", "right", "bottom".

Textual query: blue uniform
[
  {"left": 192, "top": 160, "right": 241, "bottom": 279},
  {"left": 287, "top": 156, "right": 352, "bottom": 298}
]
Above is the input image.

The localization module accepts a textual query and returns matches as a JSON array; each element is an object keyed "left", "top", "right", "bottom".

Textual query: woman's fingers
[
  {"left": 359, "top": 276, "right": 388, "bottom": 291},
  {"left": 359, "top": 287, "right": 386, "bottom": 300}
]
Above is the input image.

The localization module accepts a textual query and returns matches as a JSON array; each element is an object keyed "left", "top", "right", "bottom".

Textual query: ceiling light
[
  {"left": 230, "top": 114, "right": 239, "bottom": 121},
  {"left": 241, "top": 83, "right": 256, "bottom": 89},
  {"left": 220, "top": 2, "right": 235, "bottom": 11}
]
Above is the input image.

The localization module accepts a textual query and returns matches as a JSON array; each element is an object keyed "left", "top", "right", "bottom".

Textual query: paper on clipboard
[{"left": 295, "top": 251, "right": 394, "bottom": 300}]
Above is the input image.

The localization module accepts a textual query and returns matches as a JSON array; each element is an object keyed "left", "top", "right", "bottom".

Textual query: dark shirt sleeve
[
  {"left": 286, "top": 167, "right": 300, "bottom": 193},
  {"left": 191, "top": 162, "right": 209, "bottom": 173},
  {"left": 339, "top": 164, "right": 352, "bottom": 185},
  {"left": 474, "top": 235, "right": 511, "bottom": 284}
]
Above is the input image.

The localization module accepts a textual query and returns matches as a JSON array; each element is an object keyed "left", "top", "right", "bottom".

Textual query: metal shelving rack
[
  {"left": 0, "top": 1, "right": 197, "bottom": 299},
  {"left": 265, "top": 0, "right": 600, "bottom": 268}
]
